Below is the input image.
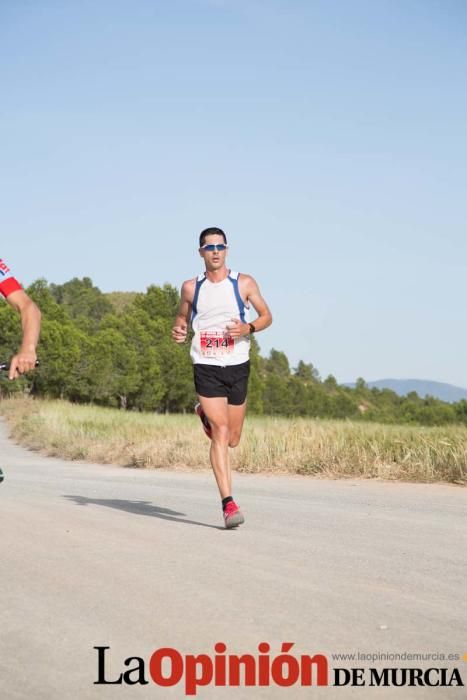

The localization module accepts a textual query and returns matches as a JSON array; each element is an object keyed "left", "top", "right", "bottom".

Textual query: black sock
[{"left": 222, "top": 496, "right": 233, "bottom": 510}]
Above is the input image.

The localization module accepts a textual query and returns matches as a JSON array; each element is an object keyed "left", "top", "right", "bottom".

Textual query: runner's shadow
[{"left": 63, "top": 495, "right": 225, "bottom": 530}]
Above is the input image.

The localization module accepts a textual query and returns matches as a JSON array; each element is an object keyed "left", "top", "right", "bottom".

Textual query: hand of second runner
[{"left": 9, "top": 348, "right": 38, "bottom": 380}]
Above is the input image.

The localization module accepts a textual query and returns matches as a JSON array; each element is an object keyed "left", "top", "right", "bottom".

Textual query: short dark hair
[{"left": 199, "top": 227, "right": 227, "bottom": 247}]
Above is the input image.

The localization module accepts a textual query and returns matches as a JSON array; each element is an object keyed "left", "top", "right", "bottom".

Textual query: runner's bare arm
[
  {"left": 6, "top": 289, "right": 41, "bottom": 379},
  {"left": 172, "top": 279, "right": 195, "bottom": 343},
  {"left": 228, "top": 275, "right": 272, "bottom": 337}
]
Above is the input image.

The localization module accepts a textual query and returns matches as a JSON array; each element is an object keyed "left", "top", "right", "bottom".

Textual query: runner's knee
[
  {"left": 211, "top": 423, "right": 230, "bottom": 443},
  {"left": 229, "top": 433, "right": 241, "bottom": 448}
]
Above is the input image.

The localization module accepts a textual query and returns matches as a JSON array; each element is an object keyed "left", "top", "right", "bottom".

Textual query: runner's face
[{"left": 199, "top": 234, "right": 228, "bottom": 271}]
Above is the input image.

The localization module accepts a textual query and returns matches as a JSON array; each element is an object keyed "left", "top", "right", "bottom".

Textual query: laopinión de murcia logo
[{"left": 94, "top": 644, "right": 464, "bottom": 695}]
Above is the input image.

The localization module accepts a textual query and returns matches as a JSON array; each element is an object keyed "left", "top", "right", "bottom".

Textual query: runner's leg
[
  {"left": 198, "top": 395, "right": 231, "bottom": 498},
  {"left": 227, "top": 401, "right": 247, "bottom": 448}
]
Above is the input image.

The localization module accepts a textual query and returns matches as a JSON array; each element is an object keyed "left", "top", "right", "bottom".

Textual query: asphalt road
[{"left": 0, "top": 419, "right": 466, "bottom": 699}]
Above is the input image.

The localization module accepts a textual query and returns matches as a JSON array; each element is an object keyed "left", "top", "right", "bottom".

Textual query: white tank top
[{"left": 190, "top": 270, "right": 250, "bottom": 366}]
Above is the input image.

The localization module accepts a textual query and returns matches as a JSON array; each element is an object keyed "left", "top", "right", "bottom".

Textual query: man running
[
  {"left": 0, "top": 256, "right": 41, "bottom": 379},
  {"left": 172, "top": 227, "right": 272, "bottom": 528}
]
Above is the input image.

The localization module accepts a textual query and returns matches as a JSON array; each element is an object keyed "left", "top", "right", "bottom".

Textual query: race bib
[
  {"left": 0, "top": 260, "right": 11, "bottom": 276},
  {"left": 200, "top": 331, "right": 235, "bottom": 357}
]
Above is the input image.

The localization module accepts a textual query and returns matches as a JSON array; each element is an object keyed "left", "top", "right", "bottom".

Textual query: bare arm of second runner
[
  {"left": 171, "top": 279, "right": 195, "bottom": 343},
  {"left": 6, "top": 289, "right": 41, "bottom": 379}
]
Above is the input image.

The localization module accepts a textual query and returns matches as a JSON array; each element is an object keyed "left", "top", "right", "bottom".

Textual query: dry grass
[{"left": 0, "top": 397, "right": 466, "bottom": 484}]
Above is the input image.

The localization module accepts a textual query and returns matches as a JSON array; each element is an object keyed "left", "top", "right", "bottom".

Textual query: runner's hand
[
  {"left": 9, "top": 348, "right": 37, "bottom": 380},
  {"left": 226, "top": 318, "right": 249, "bottom": 338},
  {"left": 172, "top": 323, "right": 188, "bottom": 343}
]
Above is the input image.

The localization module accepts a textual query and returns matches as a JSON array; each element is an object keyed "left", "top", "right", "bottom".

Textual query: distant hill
[{"left": 346, "top": 379, "right": 467, "bottom": 403}]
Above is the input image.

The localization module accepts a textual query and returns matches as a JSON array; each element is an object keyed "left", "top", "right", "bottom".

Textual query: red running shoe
[
  {"left": 223, "top": 501, "right": 245, "bottom": 529},
  {"left": 195, "top": 402, "right": 212, "bottom": 439}
]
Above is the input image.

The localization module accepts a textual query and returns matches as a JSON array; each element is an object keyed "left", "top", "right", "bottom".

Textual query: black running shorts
[{"left": 193, "top": 361, "right": 250, "bottom": 405}]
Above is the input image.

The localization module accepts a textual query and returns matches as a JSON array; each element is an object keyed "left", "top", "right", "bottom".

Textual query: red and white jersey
[{"left": 0, "top": 258, "right": 22, "bottom": 299}]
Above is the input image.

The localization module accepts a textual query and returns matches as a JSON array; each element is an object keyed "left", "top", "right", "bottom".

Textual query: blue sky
[{"left": 1, "top": 0, "right": 467, "bottom": 385}]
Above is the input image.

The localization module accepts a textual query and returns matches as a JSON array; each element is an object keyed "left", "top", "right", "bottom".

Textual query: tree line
[{"left": 1, "top": 277, "right": 466, "bottom": 426}]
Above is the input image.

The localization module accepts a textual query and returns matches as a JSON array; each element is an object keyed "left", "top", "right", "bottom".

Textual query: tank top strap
[
  {"left": 191, "top": 273, "right": 207, "bottom": 322},
  {"left": 227, "top": 270, "right": 245, "bottom": 323}
]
